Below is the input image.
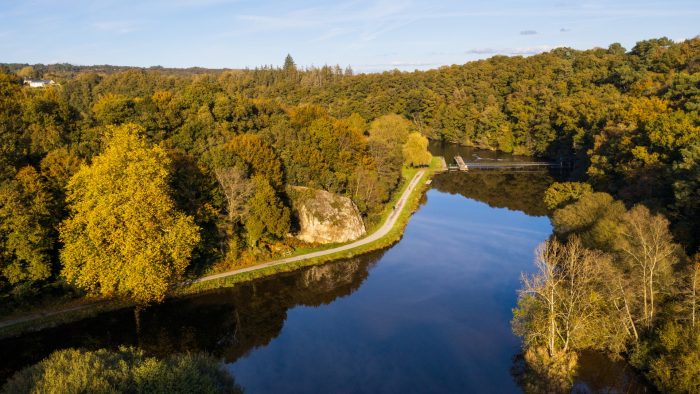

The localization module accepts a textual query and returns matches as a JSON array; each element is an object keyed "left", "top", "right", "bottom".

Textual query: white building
[{"left": 23, "top": 78, "right": 56, "bottom": 88}]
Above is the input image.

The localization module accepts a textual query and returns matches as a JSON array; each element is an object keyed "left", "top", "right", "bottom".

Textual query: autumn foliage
[{"left": 60, "top": 124, "right": 200, "bottom": 304}]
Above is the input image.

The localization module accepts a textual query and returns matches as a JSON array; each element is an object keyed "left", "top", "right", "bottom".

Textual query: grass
[
  {"left": 430, "top": 155, "right": 445, "bottom": 170},
  {"left": 0, "top": 163, "right": 437, "bottom": 338}
]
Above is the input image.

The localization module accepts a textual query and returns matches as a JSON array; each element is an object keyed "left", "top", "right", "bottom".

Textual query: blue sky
[{"left": 1, "top": 0, "right": 698, "bottom": 72}]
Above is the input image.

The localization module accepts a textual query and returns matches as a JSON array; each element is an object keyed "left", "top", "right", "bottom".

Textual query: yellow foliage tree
[
  {"left": 402, "top": 132, "right": 432, "bottom": 167},
  {"left": 92, "top": 93, "right": 134, "bottom": 125},
  {"left": 60, "top": 124, "right": 200, "bottom": 305},
  {"left": 368, "top": 114, "right": 413, "bottom": 147}
]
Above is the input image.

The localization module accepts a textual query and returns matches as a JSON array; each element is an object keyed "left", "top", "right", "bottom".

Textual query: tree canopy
[
  {"left": 515, "top": 181, "right": 692, "bottom": 392},
  {"left": 0, "top": 41, "right": 699, "bottom": 391},
  {"left": 60, "top": 124, "right": 200, "bottom": 304},
  {"left": 402, "top": 132, "right": 432, "bottom": 167},
  {"left": 1, "top": 347, "right": 241, "bottom": 394},
  {"left": 0, "top": 166, "right": 55, "bottom": 284}
]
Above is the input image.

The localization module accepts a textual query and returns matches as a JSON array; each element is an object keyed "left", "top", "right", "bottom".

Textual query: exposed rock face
[{"left": 289, "top": 186, "right": 366, "bottom": 244}]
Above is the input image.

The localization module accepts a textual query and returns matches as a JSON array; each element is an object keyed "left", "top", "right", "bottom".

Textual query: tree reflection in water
[
  {"left": 0, "top": 250, "right": 385, "bottom": 383},
  {"left": 431, "top": 172, "right": 556, "bottom": 217}
]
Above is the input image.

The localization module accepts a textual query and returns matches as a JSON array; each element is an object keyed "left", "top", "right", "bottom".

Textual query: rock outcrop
[{"left": 289, "top": 186, "right": 366, "bottom": 244}]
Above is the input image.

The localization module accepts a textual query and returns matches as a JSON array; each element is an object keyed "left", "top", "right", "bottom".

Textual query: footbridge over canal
[{"left": 447, "top": 155, "right": 564, "bottom": 173}]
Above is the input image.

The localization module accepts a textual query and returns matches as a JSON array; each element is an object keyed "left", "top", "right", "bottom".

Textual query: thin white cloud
[
  {"left": 344, "top": 43, "right": 562, "bottom": 72},
  {"left": 508, "top": 45, "right": 559, "bottom": 55},
  {"left": 310, "top": 27, "right": 354, "bottom": 43},
  {"left": 4, "top": 0, "right": 699, "bottom": 71},
  {"left": 358, "top": 14, "right": 421, "bottom": 42},
  {"left": 231, "top": 0, "right": 433, "bottom": 44},
  {"left": 407, "top": 7, "right": 700, "bottom": 19},
  {"left": 165, "top": 0, "right": 243, "bottom": 7},
  {"left": 462, "top": 48, "right": 500, "bottom": 55},
  {"left": 92, "top": 20, "right": 139, "bottom": 34},
  {"left": 354, "top": 61, "right": 443, "bottom": 72},
  {"left": 465, "top": 45, "right": 559, "bottom": 56}
]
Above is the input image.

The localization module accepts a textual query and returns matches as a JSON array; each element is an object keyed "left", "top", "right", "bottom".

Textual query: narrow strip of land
[
  {"left": 0, "top": 170, "right": 425, "bottom": 330},
  {"left": 193, "top": 169, "right": 425, "bottom": 283}
]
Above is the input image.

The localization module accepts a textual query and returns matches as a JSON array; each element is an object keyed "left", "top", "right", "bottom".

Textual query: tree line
[{"left": 8, "top": 37, "right": 696, "bottom": 247}]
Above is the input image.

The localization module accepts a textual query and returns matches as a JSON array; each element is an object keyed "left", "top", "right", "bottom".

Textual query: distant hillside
[{"left": 0, "top": 62, "right": 242, "bottom": 80}]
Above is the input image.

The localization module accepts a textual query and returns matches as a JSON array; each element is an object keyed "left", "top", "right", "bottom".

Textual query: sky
[{"left": 1, "top": 0, "right": 698, "bottom": 73}]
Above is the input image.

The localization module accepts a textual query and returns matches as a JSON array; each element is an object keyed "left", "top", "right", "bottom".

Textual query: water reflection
[
  {"left": 227, "top": 186, "right": 552, "bottom": 393},
  {"left": 432, "top": 172, "right": 553, "bottom": 217},
  {"left": 0, "top": 147, "right": 653, "bottom": 393},
  {"left": 573, "top": 351, "right": 655, "bottom": 394},
  {"left": 0, "top": 252, "right": 384, "bottom": 383},
  {"left": 428, "top": 141, "right": 534, "bottom": 163}
]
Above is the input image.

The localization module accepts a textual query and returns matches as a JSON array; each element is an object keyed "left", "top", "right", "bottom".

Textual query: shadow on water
[
  {"left": 510, "top": 351, "right": 655, "bottom": 394},
  {"left": 0, "top": 251, "right": 385, "bottom": 384},
  {"left": 429, "top": 141, "right": 535, "bottom": 163},
  {"left": 431, "top": 172, "right": 553, "bottom": 217}
]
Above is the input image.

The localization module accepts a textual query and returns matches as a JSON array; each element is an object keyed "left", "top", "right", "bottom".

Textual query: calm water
[
  {"left": 228, "top": 187, "right": 549, "bottom": 393},
  {"left": 0, "top": 146, "right": 650, "bottom": 392}
]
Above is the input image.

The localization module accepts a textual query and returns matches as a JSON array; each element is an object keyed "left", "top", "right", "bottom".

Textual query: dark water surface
[
  {"left": 228, "top": 186, "right": 550, "bottom": 393},
  {"left": 1, "top": 147, "right": 651, "bottom": 392},
  {"left": 429, "top": 141, "right": 536, "bottom": 164}
]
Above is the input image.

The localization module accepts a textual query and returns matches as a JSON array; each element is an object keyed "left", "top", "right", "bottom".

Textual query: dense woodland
[{"left": 0, "top": 37, "right": 699, "bottom": 391}]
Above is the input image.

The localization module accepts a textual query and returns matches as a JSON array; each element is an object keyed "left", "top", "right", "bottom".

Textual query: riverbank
[{"left": 0, "top": 161, "right": 439, "bottom": 338}]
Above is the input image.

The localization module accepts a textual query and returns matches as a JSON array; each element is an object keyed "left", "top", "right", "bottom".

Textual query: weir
[{"left": 448, "top": 156, "right": 564, "bottom": 172}]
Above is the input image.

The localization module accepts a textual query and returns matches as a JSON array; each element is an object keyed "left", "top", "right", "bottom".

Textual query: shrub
[{"left": 2, "top": 347, "right": 241, "bottom": 394}]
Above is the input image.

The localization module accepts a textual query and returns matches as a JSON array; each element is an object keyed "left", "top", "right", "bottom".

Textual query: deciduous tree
[
  {"left": 214, "top": 165, "right": 254, "bottom": 223},
  {"left": 60, "top": 124, "right": 200, "bottom": 305},
  {"left": 513, "top": 237, "right": 621, "bottom": 389},
  {"left": 402, "top": 132, "right": 432, "bottom": 167},
  {"left": 543, "top": 182, "right": 593, "bottom": 211},
  {"left": 615, "top": 205, "right": 678, "bottom": 329},
  {"left": 2, "top": 347, "right": 242, "bottom": 394},
  {"left": 551, "top": 192, "right": 625, "bottom": 250},
  {"left": 243, "top": 175, "right": 290, "bottom": 247}
]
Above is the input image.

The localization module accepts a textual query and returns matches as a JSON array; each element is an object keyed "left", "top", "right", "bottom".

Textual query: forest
[
  {"left": 1, "top": 53, "right": 436, "bottom": 308},
  {"left": 0, "top": 36, "right": 698, "bottom": 392}
]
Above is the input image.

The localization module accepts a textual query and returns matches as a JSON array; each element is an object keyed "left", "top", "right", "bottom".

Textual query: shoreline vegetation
[
  {"left": 0, "top": 158, "right": 437, "bottom": 338},
  {"left": 513, "top": 183, "right": 700, "bottom": 393},
  {"left": 1, "top": 346, "right": 243, "bottom": 394}
]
